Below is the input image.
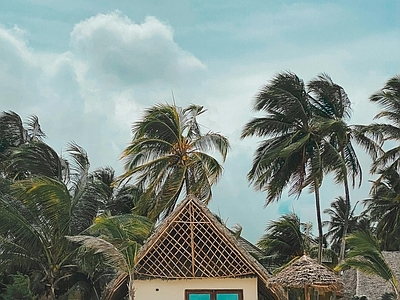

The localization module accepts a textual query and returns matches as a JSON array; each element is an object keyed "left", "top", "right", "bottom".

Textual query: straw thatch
[
  {"left": 268, "top": 255, "right": 343, "bottom": 298},
  {"left": 343, "top": 251, "right": 400, "bottom": 300}
]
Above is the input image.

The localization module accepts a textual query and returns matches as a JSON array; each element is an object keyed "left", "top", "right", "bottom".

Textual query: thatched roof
[
  {"left": 268, "top": 255, "right": 344, "bottom": 295},
  {"left": 343, "top": 251, "right": 400, "bottom": 300},
  {"left": 135, "top": 195, "right": 271, "bottom": 282}
]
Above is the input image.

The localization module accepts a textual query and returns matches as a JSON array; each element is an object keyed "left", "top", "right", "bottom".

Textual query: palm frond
[{"left": 67, "top": 235, "right": 128, "bottom": 272}]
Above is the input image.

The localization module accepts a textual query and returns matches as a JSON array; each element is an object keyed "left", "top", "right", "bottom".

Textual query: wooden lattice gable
[{"left": 134, "top": 195, "right": 270, "bottom": 282}]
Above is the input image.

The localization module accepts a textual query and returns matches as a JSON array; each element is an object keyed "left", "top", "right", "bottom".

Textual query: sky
[{"left": 1, "top": 0, "right": 399, "bottom": 243}]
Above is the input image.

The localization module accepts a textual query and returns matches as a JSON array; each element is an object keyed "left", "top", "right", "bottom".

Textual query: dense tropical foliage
[
  {"left": 1, "top": 74, "right": 400, "bottom": 299},
  {"left": 68, "top": 214, "right": 153, "bottom": 300}
]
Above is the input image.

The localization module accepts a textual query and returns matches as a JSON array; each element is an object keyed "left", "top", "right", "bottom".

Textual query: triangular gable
[{"left": 134, "top": 195, "right": 269, "bottom": 283}]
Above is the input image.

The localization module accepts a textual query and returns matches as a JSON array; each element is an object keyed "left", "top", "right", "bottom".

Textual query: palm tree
[
  {"left": 0, "top": 176, "right": 92, "bottom": 299},
  {"left": 363, "top": 167, "right": 400, "bottom": 250},
  {"left": 0, "top": 111, "right": 51, "bottom": 178},
  {"left": 354, "top": 75, "right": 400, "bottom": 183},
  {"left": 6, "top": 141, "right": 66, "bottom": 180},
  {"left": 336, "top": 230, "right": 399, "bottom": 300},
  {"left": 92, "top": 166, "right": 143, "bottom": 216},
  {"left": 241, "top": 72, "right": 344, "bottom": 263},
  {"left": 308, "top": 74, "right": 363, "bottom": 261},
  {"left": 366, "top": 75, "right": 400, "bottom": 175},
  {"left": 0, "top": 141, "right": 106, "bottom": 298},
  {"left": 323, "top": 196, "right": 359, "bottom": 255},
  {"left": 67, "top": 214, "right": 153, "bottom": 300},
  {"left": 118, "top": 103, "right": 229, "bottom": 220},
  {"left": 257, "top": 213, "right": 317, "bottom": 267}
]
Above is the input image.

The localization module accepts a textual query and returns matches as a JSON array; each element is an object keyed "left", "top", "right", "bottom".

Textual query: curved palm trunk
[{"left": 314, "top": 181, "right": 323, "bottom": 264}]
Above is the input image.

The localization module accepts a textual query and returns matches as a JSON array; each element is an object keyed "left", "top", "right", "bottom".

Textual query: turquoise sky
[{"left": 1, "top": 0, "right": 399, "bottom": 242}]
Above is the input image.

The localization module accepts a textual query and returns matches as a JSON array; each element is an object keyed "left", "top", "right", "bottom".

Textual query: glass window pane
[
  {"left": 189, "top": 294, "right": 211, "bottom": 300},
  {"left": 216, "top": 294, "right": 239, "bottom": 300}
]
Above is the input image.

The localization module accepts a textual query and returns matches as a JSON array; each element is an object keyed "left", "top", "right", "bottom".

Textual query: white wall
[{"left": 135, "top": 277, "right": 258, "bottom": 300}]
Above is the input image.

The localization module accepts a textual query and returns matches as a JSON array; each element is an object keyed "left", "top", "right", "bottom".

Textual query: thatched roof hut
[{"left": 268, "top": 255, "right": 343, "bottom": 300}]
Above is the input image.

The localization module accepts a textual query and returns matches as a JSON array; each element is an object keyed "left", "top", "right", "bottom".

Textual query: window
[{"left": 185, "top": 290, "right": 243, "bottom": 300}]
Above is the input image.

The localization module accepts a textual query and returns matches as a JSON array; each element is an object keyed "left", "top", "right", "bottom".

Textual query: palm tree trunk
[
  {"left": 128, "top": 273, "right": 135, "bottom": 300},
  {"left": 340, "top": 149, "right": 351, "bottom": 262},
  {"left": 340, "top": 176, "right": 351, "bottom": 261},
  {"left": 314, "top": 181, "right": 324, "bottom": 264}
]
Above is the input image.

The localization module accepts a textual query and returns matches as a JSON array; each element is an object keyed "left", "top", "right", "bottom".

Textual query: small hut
[{"left": 268, "top": 255, "right": 343, "bottom": 300}]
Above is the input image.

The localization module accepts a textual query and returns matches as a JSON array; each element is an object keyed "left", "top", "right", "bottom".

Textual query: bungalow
[{"left": 133, "top": 195, "right": 280, "bottom": 300}]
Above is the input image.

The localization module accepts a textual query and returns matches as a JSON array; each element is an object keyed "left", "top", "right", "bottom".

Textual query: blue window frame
[{"left": 185, "top": 290, "right": 243, "bottom": 300}]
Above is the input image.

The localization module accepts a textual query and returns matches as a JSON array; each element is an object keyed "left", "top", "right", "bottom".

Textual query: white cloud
[
  {"left": 70, "top": 12, "right": 205, "bottom": 87},
  {"left": 0, "top": 13, "right": 207, "bottom": 173},
  {"left": 0, "top": 26, "right": 40, "bottom": 109}
]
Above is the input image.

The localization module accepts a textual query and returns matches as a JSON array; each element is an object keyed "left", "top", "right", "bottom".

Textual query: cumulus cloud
[
  {"left": 0, "top": 12, "right": 206, "bottom": 172},
  {"left": 70, "top": 12, "right": 205, "bottom": 86},
  {"left": 0, "top": 26, "right": 41, "bottom": 109}
]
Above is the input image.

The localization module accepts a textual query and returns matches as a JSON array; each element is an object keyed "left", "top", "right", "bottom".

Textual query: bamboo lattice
[{"left": 135, "top": 199, "right": 256, "bottom": 279}]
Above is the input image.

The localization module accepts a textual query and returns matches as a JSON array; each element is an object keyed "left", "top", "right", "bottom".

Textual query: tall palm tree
[
  {"left": 336, "top": 230, "right": 399, "bottom": 300},
  {"left": 241, "top": 72, "right": 344, "bottom": 263},
  {"left": 363, "top": 167, "right": 400, "bottom": 250},
  {"left": 323, "top": 196, "right": 359, "bottom": 255},
  {"left": 308, "top": 74, "right": 363, "bottom": 261},
  {"left": 257, "top": 213, "right": 317, "bottom": 267},
  {"left": 118, "top": 103, "right": 229, "bottom": 220},
  {"left": 67, "top": 214, "right": 153, "bottom": 300}
]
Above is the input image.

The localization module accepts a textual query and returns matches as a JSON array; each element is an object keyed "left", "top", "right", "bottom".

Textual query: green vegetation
[
  {"left": 118, "top": 103, "right": 229, "bottom": 220},
  {"left": 0, "top": 74, "right": 399, "bottom": 299},
  {"left": 336, "top": 231, "right": 399, "bottom": 299}
]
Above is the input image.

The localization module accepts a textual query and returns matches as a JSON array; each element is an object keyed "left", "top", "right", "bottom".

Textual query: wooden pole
[{"left": 305, "top": 286, "right": 310, "bottom": 300}]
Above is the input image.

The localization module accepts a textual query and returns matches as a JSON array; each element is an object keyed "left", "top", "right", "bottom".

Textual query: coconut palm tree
[
  {"left": 67, "top": 213, "right": 153, "bottom": 300},
  {"left": 0, "top": 176, "right": 94, "bottom": 299},
  {"left": 363, "top": 167, "right": 400, "bottom": 250},
  {"left": 0, "top": 111, "right": 26, "bottom": 168},
  {"left": 0, "top": 140, "right": 108, "bottom": 298},
  {"left": 241, "top": 72, "right": 344, "bottom": 263},
  {"left": 118, "top": 103, "right": 229, "bottom": 220},
  {"left": 336, "top": 230, "right": 400, "bottom": 300},
  {"left": 0, "top": 111, "right": 51, "bottom": 178},
  {"left": 323, "top": 196, "right": 359, "bottom": 255},
  {"left": 6, "top": 141, "right": 66, "bottom": 181},
  {"left": 257, "top": 213, "right": 317, "bottom": 267},
  {"left": 91, "top": 166, "right": 143, "bottom": 216},
  {"left": 367, "top": 75, "right": 400, "bottom": 174},
  {"left": 308, "top": 74, "right": 364, "bottom": 261}
]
